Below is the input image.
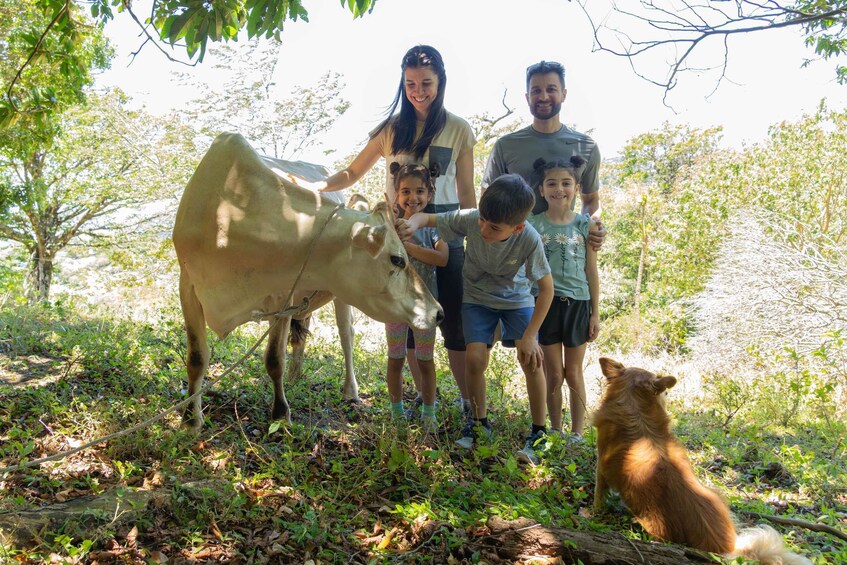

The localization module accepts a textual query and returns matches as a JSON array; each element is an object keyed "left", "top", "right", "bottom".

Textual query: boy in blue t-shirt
[{"left": 399, "top": 174, "right": 554, "bottom": 464}]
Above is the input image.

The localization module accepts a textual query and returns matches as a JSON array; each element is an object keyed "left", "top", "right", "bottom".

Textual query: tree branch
[
  {"left": 5, "top": 0, "right": 70, "bottom": 113},
  {"left": 576, "top": 1, "right": 847, "bottom": 104}
]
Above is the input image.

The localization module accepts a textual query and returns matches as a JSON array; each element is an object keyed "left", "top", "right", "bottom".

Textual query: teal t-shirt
[{"left": 527, "top": 213, "right": 590, "bottom": 300}]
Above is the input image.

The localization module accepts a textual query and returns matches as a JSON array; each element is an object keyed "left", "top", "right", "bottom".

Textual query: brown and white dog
[{"left": 592, "top": 357, "right": 811, "bottom": 564}]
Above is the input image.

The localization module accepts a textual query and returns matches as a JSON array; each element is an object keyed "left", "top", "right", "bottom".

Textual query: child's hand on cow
[
  {"left": 394, "top": 218, "right": 413, "bottom": 241},
  {"left": 395, "top": 213, "right": 430, "bottom": 241}
]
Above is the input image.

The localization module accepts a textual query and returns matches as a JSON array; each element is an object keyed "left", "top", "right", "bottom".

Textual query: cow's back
[{"left": 173, "top": 133, "right": 336, "bottom": 336}]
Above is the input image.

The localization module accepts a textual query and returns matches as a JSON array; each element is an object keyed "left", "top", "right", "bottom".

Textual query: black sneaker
[
  {"left": 456, "top": 419, "right": 492, "bottom": 449},
  {"left": 517, "top": 429, "right": 547, "bottom": 465}
]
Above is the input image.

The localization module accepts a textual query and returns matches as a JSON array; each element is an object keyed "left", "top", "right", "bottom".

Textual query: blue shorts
[{"left": 462, "top": 303, "right": 534, "bottom": 348}]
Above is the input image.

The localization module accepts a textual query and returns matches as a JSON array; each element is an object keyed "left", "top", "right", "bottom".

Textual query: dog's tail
[{"left": 731, "top": 525, "right": 811, "bottom": 565}]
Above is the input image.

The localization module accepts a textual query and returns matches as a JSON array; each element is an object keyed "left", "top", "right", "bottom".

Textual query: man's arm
[
  {"left": 585, "top": 221, "right": 601, "bottom": 342},
  {"left": 580, "top": 190, "right": 601, "bottom": 218},
  {"left": 581, "top": 190, "right": 607, "bottom": 251},
  {"left": 480, "top": 140, "right": 505, "bottom": 192}
]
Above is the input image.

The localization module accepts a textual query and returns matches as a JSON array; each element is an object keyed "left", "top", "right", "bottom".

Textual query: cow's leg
[
  {"left": 180, "top": 272, "right": 209, "bottom": 433},
  {"left": 286, "top": 314, "right": 312, "bottom": 382},
  {"left": 265, "top": 316, "right": 292, "bottom": 423},
  {"left": 334, "top": 299, "right": 359, "bottom": 402}
]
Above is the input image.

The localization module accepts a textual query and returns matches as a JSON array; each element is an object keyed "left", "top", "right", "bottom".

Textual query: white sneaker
[{"left": 456, "top": 419, "right": 491, "bottom": 449}]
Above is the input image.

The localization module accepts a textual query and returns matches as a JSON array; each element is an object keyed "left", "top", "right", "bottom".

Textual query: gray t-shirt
[
  {"left": 408, "top": 227, "right": 440, "bottom": 298},
  {"left": 482, "top": 125, "right": 601, "bottom": 215},
  {"left": 436, "top": 209, "right": 550, "bottom": 309}
]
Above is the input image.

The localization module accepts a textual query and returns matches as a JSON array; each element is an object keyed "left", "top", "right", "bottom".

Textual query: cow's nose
[{"left": 435, "top": 308, "right": 445, "bottom": 325}]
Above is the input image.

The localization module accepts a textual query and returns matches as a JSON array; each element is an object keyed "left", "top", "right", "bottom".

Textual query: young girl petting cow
[{"left": 383, "top": 162, "right": 447, "bottom": 429}]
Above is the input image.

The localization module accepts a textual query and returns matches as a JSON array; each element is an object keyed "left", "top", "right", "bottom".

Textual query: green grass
[{"left": 0, "top": 302, "right": 844, "bottom": 563}]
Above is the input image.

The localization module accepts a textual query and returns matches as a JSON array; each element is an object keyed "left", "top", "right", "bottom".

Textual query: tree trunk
[
  {"left": 471, "top": 516, "right": 716, "bottom": 564},
  {"left": 26, "top": 247, "right": 53, "bottom": 303}
]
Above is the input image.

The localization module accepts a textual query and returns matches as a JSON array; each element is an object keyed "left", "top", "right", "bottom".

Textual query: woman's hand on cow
[{"left": 285, "top": 173, "right": 329, "bottom": 193}]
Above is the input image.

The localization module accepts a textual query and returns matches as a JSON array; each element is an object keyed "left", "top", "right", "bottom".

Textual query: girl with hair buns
[
  {"left": 527, "top": 155, "right": 600, "bottom": 441},
  {"left": 289, "top": 45, "right": 476, "bottom": 415},
  {"left": 384, "top": 162, "right": 448, "bottom": 428}
]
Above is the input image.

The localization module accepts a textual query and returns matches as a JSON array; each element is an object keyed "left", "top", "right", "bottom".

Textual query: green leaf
[
  {"left": 165, "top": 10, "right": 193, "bottom": 43},
  {"left": 246, "top": 0, "right": 267, "bottom": 37},
  {"left": 213, "top": 8, "right": 223, "bottom": 41}
]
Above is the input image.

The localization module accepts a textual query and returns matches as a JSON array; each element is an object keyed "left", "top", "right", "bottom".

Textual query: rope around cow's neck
[{"left": 0, "top": 205, "right": 344, "bottom": 476}]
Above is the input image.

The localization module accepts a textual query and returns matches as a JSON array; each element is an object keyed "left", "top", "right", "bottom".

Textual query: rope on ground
[{"left": 0, "top": 205, "right": 343, "bottom": 477}]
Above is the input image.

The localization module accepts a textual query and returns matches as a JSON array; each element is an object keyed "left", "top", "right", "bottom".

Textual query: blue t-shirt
[{"left": 436, "top": 209, "right": 550, "bottom": 309}]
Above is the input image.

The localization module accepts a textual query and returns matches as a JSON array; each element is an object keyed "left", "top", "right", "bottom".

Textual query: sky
[{"left": 99, "top": 0, "right": 847, "bottom": 163}]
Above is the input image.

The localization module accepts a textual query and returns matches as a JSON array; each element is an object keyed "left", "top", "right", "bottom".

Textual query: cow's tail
[
  {"left": 288, "top": 318, "right": 311, "bottom": 347},
  {"left": 731, "top": 525, "right": 811, "bottom": 565}
]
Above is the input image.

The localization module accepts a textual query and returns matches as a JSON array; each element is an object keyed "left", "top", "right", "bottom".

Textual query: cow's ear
[
  {"left": 352, "top": 223, "right": 387, "bottom": 258},
  {"left": 599, "top": 357, "right": 625, "bottom": 381}
]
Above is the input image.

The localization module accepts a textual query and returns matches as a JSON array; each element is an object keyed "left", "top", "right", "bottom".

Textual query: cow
[
  {"left": 260, "top": 157, "right": 367, "bottom": 403},
  {"left": 172, "top": 133, "right": 443, "bottom": 431}
]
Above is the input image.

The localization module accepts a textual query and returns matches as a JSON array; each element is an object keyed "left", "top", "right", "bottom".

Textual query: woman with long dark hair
[{"left": 291, "top": 45, "right": 476, "bottom": 415}]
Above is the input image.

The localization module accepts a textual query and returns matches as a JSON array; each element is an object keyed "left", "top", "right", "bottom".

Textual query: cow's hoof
[
  {"left": 182, "top": 410, "right": 204, "bottom": 434},
  {"left": 271, "top": 404, "right": 292, "bottom": 424},
  {"left": 343, "top": 396, "right": 362, "bottom": 405}
]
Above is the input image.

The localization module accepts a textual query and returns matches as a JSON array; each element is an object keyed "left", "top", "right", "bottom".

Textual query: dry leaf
[
  {"left": 376, "top": 527, "right": 398, "bottom": 550},
  {"left": 210, "top": 518, "right": 223, "bottom": 541},
  {"left": 65, "top": 437, "right": 82, "bottom": 448},
  {"left": 148, "top": 550, "right": 168, "bottom": 563},
  {"left": 126, "top": 525, "right": 139, "bottom": 548}
]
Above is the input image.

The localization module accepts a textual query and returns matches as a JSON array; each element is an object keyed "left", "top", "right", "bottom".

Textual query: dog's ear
[
  {"left": 599, "top": 357, "right": 625, "bottom": 380},
  {"left": 653, "top": 376, "right": 677, "bottom": 394}
]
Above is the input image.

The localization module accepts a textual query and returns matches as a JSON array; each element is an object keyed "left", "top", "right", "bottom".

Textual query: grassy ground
[{"left": 0, "top": 302, "right": 845, "bottom": 563}]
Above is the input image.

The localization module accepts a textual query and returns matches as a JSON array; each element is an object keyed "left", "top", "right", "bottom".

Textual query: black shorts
[{"left": 538, "top": 296, "right": 590, "bottom": 348}]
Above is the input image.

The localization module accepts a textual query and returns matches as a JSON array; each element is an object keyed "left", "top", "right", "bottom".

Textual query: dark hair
[
  {"left": 526, "top": 60, "right": 566, "bottom": 90},
  {"left": 532, "top": 155, "right": 586, "bottom": 188},
  {"left": 372, "top": 45, "right": 447, "bottom": 159},
  {"left": 479, "top": 174, "right": 535, "bottom": 226},
  {"left": 389, "top": 161, "right": 441, "bottom": 196}
]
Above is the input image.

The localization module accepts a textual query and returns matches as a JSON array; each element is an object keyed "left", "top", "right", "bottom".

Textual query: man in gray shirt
[{"left": 483, "top": 60, "right": 605, "bottom": 247}]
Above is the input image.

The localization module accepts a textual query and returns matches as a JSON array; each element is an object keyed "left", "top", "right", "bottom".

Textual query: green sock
[
  {"left": 390, "top": 401, "right": 404, "bottom": 417},
  {"left": 421, "top": 404, "right": 436, "bottom": 419}
]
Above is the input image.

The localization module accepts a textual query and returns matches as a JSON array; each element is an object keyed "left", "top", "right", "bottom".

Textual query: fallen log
[
  {"left": 0, "top": 487, "right": 156, "bottom": 547},
  {"left": 471, "top": 516, "right": 717, "bottom": 564}
]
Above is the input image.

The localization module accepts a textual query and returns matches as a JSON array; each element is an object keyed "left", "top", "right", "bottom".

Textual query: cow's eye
[{"left": 390, "top": 255, "right": 406, "bottom": 269}]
